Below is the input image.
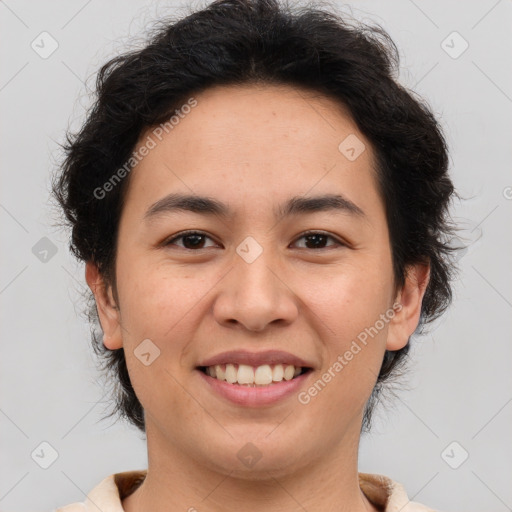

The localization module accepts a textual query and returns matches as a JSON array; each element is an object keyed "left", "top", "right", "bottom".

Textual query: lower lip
[{"left": 197, "top": 369, "right": 312, "bottom": 407}]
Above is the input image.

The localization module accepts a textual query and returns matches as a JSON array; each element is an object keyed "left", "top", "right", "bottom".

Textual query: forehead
[{"left": 122, "top": 83, "right": 383, "bottom": 224}]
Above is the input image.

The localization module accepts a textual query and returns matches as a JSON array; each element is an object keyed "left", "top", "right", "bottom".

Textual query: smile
[
  {"left": 198, "top": 363, "right": 310, "bottom": 386},
  {"left": 196, "top": 349, "right": 315, "bottom": 406}
]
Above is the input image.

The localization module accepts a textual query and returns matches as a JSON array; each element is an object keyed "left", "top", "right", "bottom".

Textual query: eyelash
[{"left": 163, "top": 230, "right": 345, "bottom": 251}]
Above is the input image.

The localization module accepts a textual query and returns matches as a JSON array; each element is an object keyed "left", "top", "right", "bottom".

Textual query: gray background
[{"left": 1, "top": 0, "right": 511, "bottom": 511}]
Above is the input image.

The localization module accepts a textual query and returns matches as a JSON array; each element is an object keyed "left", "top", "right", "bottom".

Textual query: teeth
[
  {"left": 237, "top": 364, "right": 254, "bottom": 384},
  {"left": 272, "top": 364, "right": 284, "bottom": 382},
  {"left": 283, "top": 365, "right": 295, "bottom": 381},
  {"left": 215, "top": 364, "right": 225, "bottom": 380},
  {"left": 225, "top": 363, "right": 237, "bottom": 384},
  {"left": 254, "top": 365, "right": 273, "bottom": 385},
  {"left": 204, "top": 363, "right": 304, "bottom": 385}
]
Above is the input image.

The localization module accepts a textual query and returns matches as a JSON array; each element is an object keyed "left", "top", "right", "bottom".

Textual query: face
[{"left": 87, "top": 83, "right": 428, "bottom": 478}]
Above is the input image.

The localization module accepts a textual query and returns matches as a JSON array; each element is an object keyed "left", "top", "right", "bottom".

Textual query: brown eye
[
  {"left": 164, "top": 231, "right": 218, "bottom": 250},
  {"left": 293, "top": 231, "right": 344, "bottom": 250},
  {"left": 163, "top": 230, "right": 344, "bottom": 251}
]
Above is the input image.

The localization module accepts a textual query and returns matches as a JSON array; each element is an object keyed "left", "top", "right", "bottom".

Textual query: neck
[{"left": 123, "top": 422, "right": 379, "bottom": 512}]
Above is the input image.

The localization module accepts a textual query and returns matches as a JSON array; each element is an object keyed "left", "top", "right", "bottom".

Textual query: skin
[{"left": 86, "top": 83, "right": 429, "bottom": 512}]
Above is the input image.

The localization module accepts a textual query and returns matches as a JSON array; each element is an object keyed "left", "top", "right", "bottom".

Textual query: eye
[
  {"left": 292, "top": 231, "right": 344, "bottom": 250},
  {"left": 163, "top": 230, "right": 345, "bottom": 251},
  {"left": 163, "top": 230, "right": 219, "bottom": 250}
]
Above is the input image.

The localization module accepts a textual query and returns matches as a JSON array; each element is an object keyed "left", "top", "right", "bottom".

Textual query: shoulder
[
  {"left": 54, "top": 504, "right": 86, "bottom": 512},
  {"left": 359, "top": 472, "right": 441, "bottom": 512},
  {"left": 54, "top": 470, "right": 147, "bottom": 511}
]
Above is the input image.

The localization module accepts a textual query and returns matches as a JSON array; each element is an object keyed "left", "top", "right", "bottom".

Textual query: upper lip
[{"left": 198, "top": 350, "right": 315, "bottom": 369}]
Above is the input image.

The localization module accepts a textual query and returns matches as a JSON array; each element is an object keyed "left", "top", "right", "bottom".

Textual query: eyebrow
[{"left": 144, "top": 192, "right": 366, "bottom": 223}]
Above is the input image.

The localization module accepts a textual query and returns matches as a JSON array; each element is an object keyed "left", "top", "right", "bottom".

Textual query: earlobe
[
  {"left": 85, "top": 261, "right": 123, "bottom": 350},
  {"left": 385, "top": 263, "right": 430, "bottom": 351}
]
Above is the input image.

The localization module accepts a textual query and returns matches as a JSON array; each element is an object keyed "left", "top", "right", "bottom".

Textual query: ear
[
  {"left": 386, "top": 262, "right": 430, "bottom": 351},
  {"left": 85, "top": 261, "right": 123, "bottom": 350}
]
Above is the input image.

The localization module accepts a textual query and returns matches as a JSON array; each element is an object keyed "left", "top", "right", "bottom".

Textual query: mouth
[
  {"left": 196, "top": 349, "right": 315, "bottom": 406},
  {"left": 197, "top": 363, "right": 313, "bottom": 387}
]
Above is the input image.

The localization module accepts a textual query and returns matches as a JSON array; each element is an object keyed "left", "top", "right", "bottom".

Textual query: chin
[{"left": 193, "top": 431, "right": 317, "bottom": 480}]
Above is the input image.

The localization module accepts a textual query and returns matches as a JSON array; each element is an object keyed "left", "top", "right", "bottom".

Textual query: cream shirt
[{"left": 55, "top": 470, "right": 439, "bottom": 511}]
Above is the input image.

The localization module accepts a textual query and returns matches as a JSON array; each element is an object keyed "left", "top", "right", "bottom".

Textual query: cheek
[
  {"left": 115, "top": 257, "right": 215, "bottom": 406},
  {"left": 116, "top": 264, "right": 201, "bottom": 415},
  {"left": 296, "top": 258, "right": 393, "bottom": 410},
  {"left": 299, "top": 268, "right": 392, "bottom": 413},
  {"left": 116, "top": 255, "right": 205, "bottom": 338},
  {"left": 302, "top": 258, "right": 394, "bottom": 345}
]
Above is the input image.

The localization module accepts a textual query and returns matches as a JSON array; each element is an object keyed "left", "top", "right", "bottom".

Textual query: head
[{"left": 53, "top": 0, "right": 457, "bottom": 475}]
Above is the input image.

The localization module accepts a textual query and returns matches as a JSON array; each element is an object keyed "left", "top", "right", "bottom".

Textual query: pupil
[
  {"left": 184, "top": 234, "right": 204, "bottom": 249},
  {"left": 182, "top": 234, "right": 327, "bottom": 249},
  {"left": 306, "top": 234, "right": 326, "bottom": 249}
]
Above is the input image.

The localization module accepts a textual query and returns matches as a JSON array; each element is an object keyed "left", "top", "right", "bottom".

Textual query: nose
[{"left": 213, "top": 245, "right": 299, "bottom": 333}]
